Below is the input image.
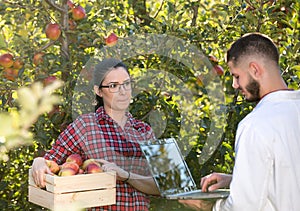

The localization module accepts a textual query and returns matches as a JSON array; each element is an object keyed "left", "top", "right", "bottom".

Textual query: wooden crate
[{"left": 28, "top": 169, "right": 116, "bottom": 210}]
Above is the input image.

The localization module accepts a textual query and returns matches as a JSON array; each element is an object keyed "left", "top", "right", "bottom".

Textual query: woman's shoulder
[
  {"left": 73, "top": 112, "right": 97, "bottom": 124},
  {"left": 129, "top": 115, "right": 152, "bottom": 131}
]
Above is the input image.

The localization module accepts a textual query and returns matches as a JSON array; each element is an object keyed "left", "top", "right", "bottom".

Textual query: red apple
[
  {"left": 33, "top": 52, "right": 44, "bottom": 66},
  {"left": 67, "top": 0, "right": 74, "bottom": 9},
  {"left": 3, "top": 68, "right": 18, "bottom": 81},
  {"left": 105, "top": 33, "right": 118, "bottom": 47},
  {"left": 68, "top": 19, "right": 77, "bottom": 30},
  {"left": 66, "top": 154, "right": 83, "bottom": 167},
  {"left": 45, "top": 23, "right": 61, "bottom": 41},
  {"left": 43, "top": 75, "right": 57, "bottom": 86},
  {"left": 58, "top": 168, "right": 77, "bottom": 176},
  {"left": 0, "top": 53, "right": 14, "bottom": 68},
  {"left": 212, "top": 65, "right": 224, "bottom": 76},
  {"left": 72, "top": 5, "right": 86, "bottom": 21},
  {"left": 208, "top": 55, "right": 218, "bottom": 63},
  {"left": 45, "top": 160, "right": 60, "bottom": 174},
  {"left": 82, "top": 159, "right": 101, "bottom": 170},
  {"left": 78, "top": 168, "right": 84, "bottom": 174},
  {"left": 86, "top": 163, "right": 103, "bottom": 174},
  {"left": 13, "top": 58, "right": 24, "bottom": 70},
  {"left": 61, "top": 162, "right": 79, "bottom": 173}
]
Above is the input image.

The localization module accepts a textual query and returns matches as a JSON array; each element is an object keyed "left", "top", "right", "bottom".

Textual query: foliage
[{"left": 0, "top": 0, "right": 299, "bottom": 210}]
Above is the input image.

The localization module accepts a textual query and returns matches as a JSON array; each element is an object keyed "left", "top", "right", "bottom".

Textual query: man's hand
[
  {"left": 179, "top": 199, "right": 215, "bottom": 211},
  {"left": 201, "top": 173, "right": 232, "bottom": 192}
]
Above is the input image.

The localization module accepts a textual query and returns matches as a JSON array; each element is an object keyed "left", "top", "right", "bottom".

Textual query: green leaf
[
  {"left": 0, "top": 34, "right": 6, "bottom": 48},
  {"left": 291, "top": 65, "right": 300, "bottom": 71}
]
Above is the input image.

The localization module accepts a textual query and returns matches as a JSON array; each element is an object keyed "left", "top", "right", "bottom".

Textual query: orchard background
[{"left": 0, "top": 0, "right": 299, "bottom": 210}]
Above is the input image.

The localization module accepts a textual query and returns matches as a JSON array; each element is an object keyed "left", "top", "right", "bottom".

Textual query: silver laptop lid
[{"left": 140, "top": 138, "right": 198, "bottom": 196}]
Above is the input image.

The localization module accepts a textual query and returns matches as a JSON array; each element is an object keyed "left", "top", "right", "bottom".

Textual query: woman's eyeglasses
[{"left": 100, "top": 80, "right": 132, "bottom": 93}]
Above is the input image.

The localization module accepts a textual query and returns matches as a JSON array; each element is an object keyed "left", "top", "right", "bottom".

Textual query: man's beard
[{"left": 243, "top": 75, "right": 261, "bottom": 102}]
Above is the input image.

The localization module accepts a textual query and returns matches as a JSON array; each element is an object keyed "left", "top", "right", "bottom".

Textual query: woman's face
[{"left": 95, "top": 66, "right": 132, "bottom": 112}]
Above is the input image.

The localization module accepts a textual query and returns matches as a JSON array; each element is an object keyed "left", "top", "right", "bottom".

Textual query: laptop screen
[{"left": 140, "top": 138, "right": 197, "bottom": 196}]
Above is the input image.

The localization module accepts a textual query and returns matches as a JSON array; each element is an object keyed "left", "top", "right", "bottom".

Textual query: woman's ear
[{"left": 94, "top": 85, "right": 102, "bottom": 97}]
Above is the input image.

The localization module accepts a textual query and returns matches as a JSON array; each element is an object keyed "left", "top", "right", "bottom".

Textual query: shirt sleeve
[
  {"left": 213, "top": 120, "right": 273, "bottom": 211},
  {"left": 44, "top": 116, "right": 86, "bottom": 164}
]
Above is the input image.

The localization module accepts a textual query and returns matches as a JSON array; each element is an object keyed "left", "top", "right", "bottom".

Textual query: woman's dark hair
[{"left": 95, "top": 61, "right": 129, "bottom": 111}]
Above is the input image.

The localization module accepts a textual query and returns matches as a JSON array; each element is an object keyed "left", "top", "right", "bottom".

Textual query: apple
[
  {"left": 3, "top": 68, "right": 18, "bottom": 81},
  {"left": 45, "top": 160, "right": 60, "bottom": 174},
  {"left": 68, "top": 19, "right": 77, "bottom": 30},
  {"left": 66, "top": 153, "right": 83, "bottom": 167},
  {"left": 0, "top": 53, "right": 14, "bottom": 68},
  {"left": 78, "top": 168, "right": 84, "bottom": 174},
  {"left": 105, "top": 33, "right": 118, "bottom": 47},
  {"left": 58, "top": 168, "right": 77, "bottom": 176},
  {"left": 86, "top": 163, "right": 103, "bottom": 174},
  {"left": 67, "top": 0, "right": 74, "bottom": 9},
  {"left": 208, "top": 55, "right": 218, "bottom": 64},
  {"left": 43, "top": 75, "right": 57, "bottom": 86},
  {"left": 45, "top": 23, "right": 61, "bottom": 41},
  {"left": 72, "top": 5, "right": 86, "bottom": 21},
  {"left": 33, "top": 52, "right": 44, "bottom": 66},
  {"left": 82, "top": 158, "right": 101, "bottom": 170},
  {"left": 13, "top": 58, "right": 24, "bottom": 70},
  {"left": 212, "top": 65, "right": 224, "bottom": 76},
  {"left": 61, "top": 162, "right": 79, "bottom": 173}
]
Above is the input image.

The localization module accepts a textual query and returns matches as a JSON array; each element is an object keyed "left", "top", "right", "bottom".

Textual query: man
[{"left": 180, "top": 33, "right": 300, "bottom": 210}]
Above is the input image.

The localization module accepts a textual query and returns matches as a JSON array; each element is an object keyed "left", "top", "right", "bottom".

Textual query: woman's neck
[{"left": 104, "top": 106, "right": 127, "bottom": 128}]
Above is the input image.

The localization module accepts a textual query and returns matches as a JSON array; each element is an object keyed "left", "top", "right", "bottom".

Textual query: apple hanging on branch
[
  {"left": 3, "top": 68, "right": 19, "bottom": 81},
  {"left": 33, "top": 52, "right": 45, "bottom": 66},
  {"left": 105, "top": 33, "right": 118, "bottom": 47},
  {"left": 72, "top": 5, "right": 86, "bottom": 21},
  {"left": 13, "top": 58, "right": 24, "bottom": 70},
  {"left": 212, "top": 64, "right": 224, "bottom": 76},
  {"left": 0, "top": 53, "right": 14, "bottom": 68},
  {"left": 45, "top": 23, "right": 61, "bottom": 41}
]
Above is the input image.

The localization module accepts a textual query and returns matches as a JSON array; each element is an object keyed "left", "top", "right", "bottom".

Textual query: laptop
[{"left": 139, "top": 138, "right": 230, "bottom": 200}]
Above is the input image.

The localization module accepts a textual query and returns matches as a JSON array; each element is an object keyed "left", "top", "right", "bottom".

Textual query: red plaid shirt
[{"left": 44, "top": 107, "right": 155, "bottom": 211}]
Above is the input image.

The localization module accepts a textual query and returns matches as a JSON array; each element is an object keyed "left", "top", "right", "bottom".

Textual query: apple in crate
[
  {"left": 60, "top": 162, "right": 79, "bottom": 174},
  {"left": 82, "top": 159, "right": 98, "bottom": 170},
  {"left": 45, "top": 160, "right": 60, "bottom": 174},
  {"left": 58, "top": 168, "right": 77, "bottom": 176},
  {"left": 66, "top": 153, "right": 83, "bottom": 166},
  {"left": 86, "top": 163, "right": 103, "bottom": 174}
]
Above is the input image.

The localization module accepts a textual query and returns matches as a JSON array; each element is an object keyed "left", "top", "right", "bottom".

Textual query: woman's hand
[
  {"left": 201, "top": 173, "right": 232, "bottom": 192},
  {"left": 96, "top": 159, "right": 129, "bottom": 181},
  {"left": 31, "top": 157, "right": 53, "bottom": 188}
]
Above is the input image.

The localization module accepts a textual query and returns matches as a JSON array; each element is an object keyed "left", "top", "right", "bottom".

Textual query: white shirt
[{"left": 213, "top": 90, "right": 300, "bottom": 211}]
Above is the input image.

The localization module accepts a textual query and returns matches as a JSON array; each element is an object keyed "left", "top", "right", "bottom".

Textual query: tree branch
[
  {"left": 191, "top": 2, "right": 199, "bottom": 27},
  {"left": 35, "top": 40, "right": 56, "bottom": 52},
  {"left": 44, "top": 0, "right": 65, "bottom": 13},
  {"left": 153, "top": 0, "right": 165, "bottom": 19}
]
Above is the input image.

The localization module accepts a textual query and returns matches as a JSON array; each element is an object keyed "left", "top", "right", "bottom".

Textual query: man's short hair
[{"left": 226, "top": 33, "right": 279, "bottom": 66}]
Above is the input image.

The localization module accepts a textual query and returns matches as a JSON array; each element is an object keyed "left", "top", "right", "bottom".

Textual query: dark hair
[
  {"left": 95, "top": 61, "right": 129, "bottom": 111},
  {"left": 226, "top": 33, "right": 279, "bottom": 66}
]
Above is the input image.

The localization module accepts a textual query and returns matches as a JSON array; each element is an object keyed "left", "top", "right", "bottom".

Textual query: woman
[{"left": 32, "top": 58, "right": 160, "bottom": 211}]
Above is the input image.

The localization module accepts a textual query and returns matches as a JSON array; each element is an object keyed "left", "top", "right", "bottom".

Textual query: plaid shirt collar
[{"left": 95, "top": 106, "right": 135, "bottom": 125}]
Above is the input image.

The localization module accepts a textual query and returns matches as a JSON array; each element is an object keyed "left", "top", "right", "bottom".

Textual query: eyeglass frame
[{"left": 99, "top": 79, "right": 133, "bottom": 93}]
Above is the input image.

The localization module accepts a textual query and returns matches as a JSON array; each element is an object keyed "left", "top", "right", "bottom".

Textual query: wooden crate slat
[
  {"left": 29, "top": 185, "right": 116, "bottom": 210},
  {"left": 29, "top": 169, "right": 116, "bottom": 193}
]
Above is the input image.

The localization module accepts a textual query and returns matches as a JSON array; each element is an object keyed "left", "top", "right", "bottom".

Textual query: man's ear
[
  {"left": 249, "top": 61, "right": 263, "bottom": 80},
  {"left": 94, "top": 85, "right": 102, "bottom": 97}
]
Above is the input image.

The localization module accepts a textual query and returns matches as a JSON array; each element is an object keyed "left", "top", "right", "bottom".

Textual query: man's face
[{"left": 228, "top": 61, "right": 261, "bottom": 102}]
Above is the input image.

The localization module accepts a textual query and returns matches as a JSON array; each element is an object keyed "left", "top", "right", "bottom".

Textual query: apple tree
[{"left": 0, "top": 0, "right": 299, "bottom": 210}]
